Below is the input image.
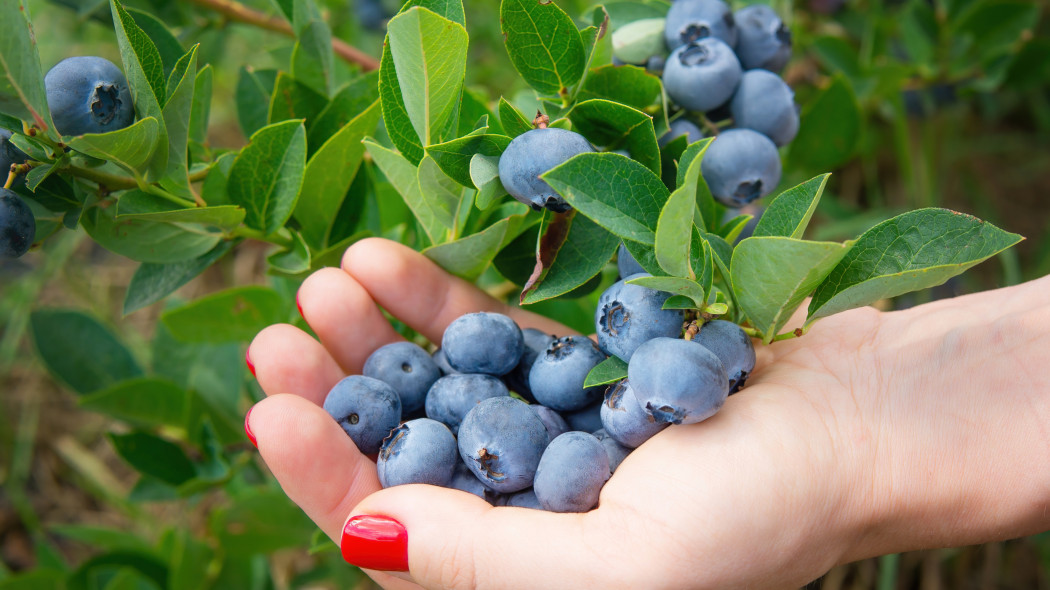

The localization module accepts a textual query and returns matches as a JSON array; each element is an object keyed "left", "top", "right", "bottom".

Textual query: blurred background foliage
[{"left": 0, "top": 0, "right": 1047, "bottom": 588}]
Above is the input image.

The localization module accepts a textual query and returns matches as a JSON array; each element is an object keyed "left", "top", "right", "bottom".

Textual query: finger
[
  {"left": 342, "top": 238, "right": 573, "bottom": 342},
  {"left": 249, "top": 324, "right": 345, "bottom": 405},
  {"left": 342, "top": 485, "right": 636, "bottom": 589},
  {"left": 298, "top": 267, "right": 405, "bottom": 374}
]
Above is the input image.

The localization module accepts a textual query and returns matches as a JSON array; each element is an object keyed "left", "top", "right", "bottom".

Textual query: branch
[{"left": 187, "top": 0, "right": 380, "bottom": 72}]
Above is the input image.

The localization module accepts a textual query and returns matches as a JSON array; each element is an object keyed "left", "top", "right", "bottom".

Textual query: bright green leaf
[
  {"left": 583, "top": 355, "right": 628, "bottom": 388},
  {"left": 753, "top": 174, "right": 831, "bottom": 239},
  {"left": 0, "top": 0, "right": 53, "bottom": 134},
  {"left": 228, "top": 119, "right": 307, "bottom": 234},
  {"left": 569, "top": 99, "right": 660, "bottom": 175},
  {"left": 500, "top": 0, "right": 586, "bottom": 97},
  {"left": 424, "top": 213, "right": 529, "bottom": 280},
  {"left": 426, "top": 134, "right": 511, "bottom": 188},
  {"left": 66, "top": 117, "right": 160, "bottom": 178},
  {"left": 160, "top": 286, "right": 287, "bottom": 343}
]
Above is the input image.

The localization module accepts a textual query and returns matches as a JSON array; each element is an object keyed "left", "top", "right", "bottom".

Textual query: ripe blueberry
[
  {"left": 628, "top": 337, "right": 729, "bottom": 425},
  {"left": 377, "top": 418, "right": 458, "bottom": 488},
  {"left": 504, "top": 488, "right": 543, "bottom": 510},
  {"left": 734, "top": 4, "right": 792, "bottom": 73},
  {"left": 700, "top": 128, "right": 781, "bottom": 207},
  {"left": 599, "top": 378, "right": 669, "bottom": 448},
  {"left": 528, "top": 335, "right": 607, "bottom": 412},
  {"left": 498, "top": 127, "right": 595, "bottom": 212},
  {"left": 592, "top": 428, "right": 632, "bottom": 473},
  {"left": 457, "top": 397, "right": 550, "bottom": 493},
  {"left": 533, "top": 432, "right": 611, "bottom": 513},
  {"left": 664, "top": 0, "right": 738, "bottom": 50},
  {"left": 729, "top": 69, "right": 799, "bottom": 147},
  {"left": 663, "top": 38, "right": 742, "bottom": 113},
  {"left": 424, "top": 373, "right": 509, "bottom": 435},
  {"left": 322, "top": 375, "right": 402, "bottom": 455},
  {"left": 448, "top": 461, "right": 505, "bottom": 505},
  {"left": 45, "top": 57, "right": 135, "bottom": 136},
  {"left": 0, "top": 189, "right": 35, "bottom": 259},
  {"left": 530, "top": 404, "right": 570, "bottom": 441},
  {"left": 363, "top": 341, "right": 441, "bottom": 413},
  {"left": 616, "top": 243, "right": 646, "bottom": 278},
  {"left": 691, "top": 319, "right": 756, "bottom": 393},
  {"left": 502, "top": 327, "right": 556, "bottom": 401},
  {"left": 562, "top": 401, "right": 605, "bottom": 433},
  {"left": 658, "top": 117, "right": 704, "bottom": 148},
  {"left": 596, "top": 273, "right": 686, "bottom": 362},
  {"left": 442, "top": 312, "right": 524, "bottom": 376}
]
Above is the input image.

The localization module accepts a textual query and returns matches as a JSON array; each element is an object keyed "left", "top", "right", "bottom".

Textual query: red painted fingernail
[
  {"left": 244, "top": 406, "right": 257, "bottom": 448},
  {"left": 340, "top": 515, "right": 408, "bottom": 572},
  {"left": 296, "top": 293, "right": 304, "bottom": 318},
  {"left": 245, "top": 348, "right": 256, "bottom": 377}
]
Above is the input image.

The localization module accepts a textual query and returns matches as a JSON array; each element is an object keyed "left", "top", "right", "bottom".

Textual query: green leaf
[
  {"left": 291, "top": 19, "right": 335, "bottom": 96},
  {"left": 267, "top": 231, "right": 312, "bottom": 276},
  {"left": 267, "top": 72, "right": 328, "bottom": 127},
  {"left": 228, "top": 119, "right": 307, "bottom": 234},
  {"left": 469, "top": 154, "right": 508, "bottom": 210},
  {"left": 423, "top": 213, "right": 529, "bottom": 280},
  {"left": 66, "top": 117, "right": 160, "bottom": 178},
  {"left": 543, "top": 152, "right": 669, "bottom": 245},
  {"left": 200, "top": 152, "right": 236, "bottom": 206},
  {"left": 123, "top": 243, "right": 232, "bottom": 315},
  {"left": 308, "top": 72, "right": 380, "bottom": 148},
  {"left": 808, "top": 209, "right": 1023, "bottom": 321},
  {"left": 235, "top": 67, "right": 277, "bottom": 138},
  {"left": 579, "top": 64, "right": 662, "bottom": 110},
  {"left": 787, "top": 75, "right": 860, "bottom": 172},
  {"left": 675, "top": 138, "right": 717, "bottom": 231},
  {"left": 160, "top": 45, "right": 198, "bottom": 199},
  {"left": 654, "top": 178, "right": 695, "bottom": 278},
  {"left": 493, "top": 222, "right": 539, "bottom": 284},
  {"left": 0, "top": 0, "right": 53, "bottom": 134},
  {"left": 500, "top": 0, "right": 586, "bottom": 97},
  {"left": 662, "top": 295, "right": 698, "bottom": 310},
  {"left": 109, "top": 432, "right": 195, "bottom": 486},
  {"left": 583, "top": 355, "right": 628, "bottom": 388},
  {"left": 387, "top": 7, "right": 468, "bottom": 146},
  {"left": 127, "top": 8, "right": 184, "bottom": 77},
  {"left": 426, "top": 134, "right": 511, "bottom": 188},
  {"left": 116, "top": 190, "right": 244, "bottom": 230},
  {"left": 30, "top": 309, "right": 143, "bottom": 395},
  {"left": 498, "top": 97, "right": 533, "bottom": 138},
  {"left": 189, "top": 65, "right": 212, "bottom": 145},
  {"left": 160, "top": 286, "right": 287, "bottom": 343},
  {"left": 753, "top": 174, "right": 830, "bottom": 239},
  {"left": 81, "top": 205, "right": 221, "bottom": 264},
  {"left": 365, "top": 140, "right": 456, "bottom": 243},
  {"left": 621, "top": 237, "right": 666, "bottom": 276},
  {"left": 212, "top": 490, "right": 316, "bottom": 557},
  {"left": 610, "top": 18, "right": 666, "bottom": 65},
  {"left": 295, "top": 100, "right": 380, "bottom": 248},
  {"left": 568, "top": 99, "right": 660, "bottom": 175},
  {"left": 110, "top": 0, "right": 168, "bottom": 178},
  {"left": 418, "top": 155, "right": 465, "bottom": 238},
  {"left": 521, "top": 211, "right": 619, "bottom": 304},
  {"left": 720, "top": 214, "right": 753, "bottom": 244},
  {"left": 627, "top": 275, "right": 706, "bottom": 307},
  {"left": 731, "top": 237, "right": 849, "bottom": 342},
  {"left": 601, "top": 0, "right": 670, "bottom": 29},
  {"left": 78, "top": 377, "right": 188, "bottom": 430},
  {"left": 704, "top": 231, "right": 733, "bottom": 281},
  {"left": 379, "top": 43, "right": 424, "bottom": 165}
]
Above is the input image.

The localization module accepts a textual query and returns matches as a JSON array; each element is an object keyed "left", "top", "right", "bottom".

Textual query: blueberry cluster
[
  {"left": 0, "top": 130, "right": 33, "bottom": 259},
  {"left": 652, "top": 0, "right": 797, "bottom": 208},
  {"left": 324, "top": 278, "right": 755, "bottom": 512}
]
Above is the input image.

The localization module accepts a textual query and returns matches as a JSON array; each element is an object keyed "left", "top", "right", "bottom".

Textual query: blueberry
[
  {"left": 457, "top": 397, "right": 550, "bottom": 493},
  {"left": 729, "top": 70, "right": 799, "bottom": 147},
  {"left": 355, "top": 0, "right": 389, "bottom": 31},
  {"left": 734, "top": 4, "right": 792, "bottom": 73},
  {"left": 363, "top": 341, "right": 441, "bottom": 413},
  {"left": 377, "top": 418, "right": 458, "bottom": 488},
  {"left": 528, "top": 336, "right": 608, "bottom": 412},
  {"left": 700, "top": 128, "right": 781, "bottom": 207},
  {"left": 600, "top": 379, "right": 669, "bottom": 448},
  {"left": 0, "top": 130, "right": 29, "bottom": 185},
  {"left": 663, "top": 39, "right": 742, "bottom": 113},
  {"left": 664, "top": 0, "right": 738, "bottom": 50},
  {"left": 322, "top": 375, "right": 402, "bottom": 455},
  {"left": 432, "top": 348, "right": 459, "bottom": 375},
  {"left": 592, "top": 428, "right": 632, "bottom": 473},
  {"left": 448, "top": 461, "right": 505, "bottom": 505},
  {"left": 502, "top": 328, "right": 556, "bottom": 401},
  {"left": 0, "top": 189, "right": 35, "bottom": 259},
  {"left": 533, "top": 432, "right": 611, "bottom": 513},
  {"left": 530, "top": 404, "right": 570, "bottom": 441},
  {"left": 595, "top": 273, "right": 686, "bottom": 362},
  {"left": 562, "top": 401, "right": 604, "bottom": 433},
  {"left": 646, "top": 54, "right": 666, "bottom": 74},
  {"left": 498, "top": 127, "right": 595, "bottom": 212},
  {"left": 658, "top": 118, "right": 704, "bottom": 148},
  {"left": 616, "top": 243, "right": 646, "bottom": 278},
  {"left": 425, "top": 373, "right": 509, "bottom": 435},
  {"left": 690, "top": 320, "right": 756, "bottom": 393},
  {"left": 504, "top": 488, "right": 544, "bottom": 510},
  {"left": 627, "top": 337, "right": 729, "bottom": 425},
  {"left": 45, "top": 57, "right": 135, "bottom": 136},
  {"left": 442, "top": 312, "right": 524, "bottom": 376}
]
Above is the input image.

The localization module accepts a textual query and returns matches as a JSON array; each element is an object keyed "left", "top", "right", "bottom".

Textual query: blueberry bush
[{"left": 0, "top": 0, "right": 1045, "bottom": 587}]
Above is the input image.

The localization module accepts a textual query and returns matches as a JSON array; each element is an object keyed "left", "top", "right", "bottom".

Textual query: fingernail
[
  {"left": 296, "top": 293, "right": 304, "bottom": 318},
  {"left": 244, "top": 405, "right": 257, "bottom": 448},
  {"left": 245, "top": 348, "right": 256, "bottom": 377},
  {"left": 340, "top": 515, "right": 408, "bottom": 572}
]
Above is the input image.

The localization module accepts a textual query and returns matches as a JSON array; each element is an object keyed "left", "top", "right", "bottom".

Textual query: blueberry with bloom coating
[
  {"left": 734, "top": 4, "right": 792, "bottom": 72},
  {"left": 658, "top": 117, "right": 704, "bottom": 148},
  {"left": 322, "top": 375, "right": 402, "bottom": 455},
  {"left": 592, "top": 428, "right": 631, "bottom": 473},
  {"left": 531, "top": 405, "right": 570, "bottom": 441},
  {"left": 498, "top": 128, "right": 595, "bottom": 212},
  {"left": 442, "top": 312, "right": 524, "bottom": 376},
  {"left": 729, "top": 69, "right": 799, "bottom": 147},
  {"left": 596, "top": 273, "right": 686, "bottom": 362},
  {"left": 457, "top": 397, "right": 550, "bottom": 493},
  {"left": 663, "top": 38, "right": 742, "bottom": 113},
  {"left": 534, "top": 432, "right": 611, "bottom": 513},
  {"left": 563, "top": 402, "right": 604, "bottom": 433},
  {"left": 378, "top": 418, "right": 458, "bottom": 488},
  {"left": 504, "top": 488, "right": 544, "bottom": 510},
  {"left": 0, "top": 189, "right": 35, "bottom": 259},
  {"left": 600, "top": 379, "right": 669, "bottom": 448},
  {"left": 700, "top": 128, "right": 781, "bottom": 207},
  {"left": 664, "top": 0, "right": 738, "bottom": 50},
  {"left": 0, "top": 130, "right": 28, "bottom": 187},
  {"left": 691, "top": 319, "right": 756, "bottom": 392},
  {"left": 617, "top": 243, "right": 646, "bottom": 278},
  {"left": 502, "top": 328, "right": 556, "bottom": 400},
  {"left": 432, "top": 348, "right": 459, "bottom": 375},
  {"left": 45, "top": 56, "right": 135, "bottom": 136},
  {"left": 363, "top": 341, "right": 441, "bottom": 413},
  {"left": 529, "top": 336, "right": 607, "bottom": 412},
  {"left": 425, "top": 373, "right": 509, "bottom": 435},
  {"left": 628, "top": 337, "right": 729, "bottom": 425},
  {"left": 448, "top": 461, "right": 505, "bottom": 505}
]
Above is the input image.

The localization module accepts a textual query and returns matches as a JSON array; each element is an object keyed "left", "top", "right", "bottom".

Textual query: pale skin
[{"left": 248, "top": 237, "right": 1050, "bottom": 590}]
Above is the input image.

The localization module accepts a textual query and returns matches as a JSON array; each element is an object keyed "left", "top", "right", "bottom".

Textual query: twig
[{"left": 187, "top": 0, "right": 380, "bottom": 71}]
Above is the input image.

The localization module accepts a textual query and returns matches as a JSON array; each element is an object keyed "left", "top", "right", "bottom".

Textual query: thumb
[{"left": 342, "top": 484, "right": 635, "bottom": 589}]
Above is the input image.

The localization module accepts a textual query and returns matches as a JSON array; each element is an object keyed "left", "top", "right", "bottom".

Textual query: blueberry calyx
[
  {"left": 477, "top": 448, "right": 505, "bottom": 480},
  {"left": 680, "top": 43, "right": 713, "bottom": 66},
  {"left": 380, "top": 426, "right": 407, "bottom": 460},
  {"left": 91, "top": 84, "right": 123, "bottom": 125},
  {"left": 599, "top": 301, "right": 628, "bottom": 337},
  {"left": 775, "top": 24, "right": 792, "bottom": 45},
  {"left": 681, "top": 23, "right": 711, "bottom": 43},
  {"left": 733, "top": 180, "right": 763, "bottom": 204},
  {"left": 647, "top": 403, "right": 687, "bottom": 424}
]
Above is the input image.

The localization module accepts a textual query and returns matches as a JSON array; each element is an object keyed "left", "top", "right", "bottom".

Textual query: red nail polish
[
  {"left": 296, "top": 293, "right": 304, "bottom": 318},
  {"left": 244, "top": 406, "right": 257, "bottom": 448},
  {"left": 246, "top": 348, "right": 256, "bottom": 377},
  {"left": 340, "top": 515, "right": 408, "bottom": 572}
]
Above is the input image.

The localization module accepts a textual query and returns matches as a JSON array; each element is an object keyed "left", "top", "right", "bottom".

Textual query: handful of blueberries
[{"left": 323, "top": 255, "right": 756, "bottom": 512}]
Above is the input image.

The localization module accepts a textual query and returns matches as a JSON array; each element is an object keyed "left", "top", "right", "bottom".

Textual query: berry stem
[
  {"left": 699, "top": 113, "right": 722, "bottom": 136},
  {"left": 230, "top": 226, "right": 295, "bottom": 249},
  {"left": 67, "top": 165, "right": 211, "bottom": 191},
  {"left": 3, "top": 167, "right": 15, "bottom": 190},
  {"left": 137, "top": 183, "right": 198, "bottom": 209}
]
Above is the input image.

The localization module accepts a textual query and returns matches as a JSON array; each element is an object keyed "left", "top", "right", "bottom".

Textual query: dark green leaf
[
  {"left": 500, "top": 0, "right": 586, "bottom": 97},
  {"left": 493, "top": 222, "right": 539, "bottom": 285},
  {"left": 583, "top": 355, "right": 628, "bottom": 388},
  {"left": 568, "top": 99, "right": 660, "bottom": 175},
  {"left": 160, "top": 286, "right": 287, "bottom": 343},
  {"left": 267, "top": 72, "right": 328, "bottom": 127},
  {"left": 662, "top": 295, "right": 698, "bottom": 310},
  {"left": 720, "top": 213, "right": 754, "bottom": 244},
  {"left": 0, "top": 0, "right": 53, "bottom": 134},
  {"left": 291, "top": 19, "right": 335, "bottom": 96},
  {"left": 621, "top": 238, "right": 666, "bottom": 276},
  {"left": 809, "top": 209, "right": 1023, "bottom": 321},
  {"left": 30, "top": 309, "right": 143, "bottom": 395},
  {"left": 521, "top": 211, "right": 618, "bottom": 304},
  {"left": 81, "top": 204, "right": 221, "bottom": 264},
  {"left": 0, "top": 571, "right": 64, "bottom": 590},
  {"left": 66, "top": 117, "right": 161, "bottom": 178},
  {"left": 675, "top": 138, "right": 717, "bottom": 231},
  {"left": 127, "top": 7, "right": 184, "bottom": 77},
  {"left": 543, "top": 152, "right": 669, "bottom": 244},
  {"left": 654, "top": 175, "right": 695, "bottom": 278},
  {"left": 397, "top": 0, "right": 465, "bottom": 23},
  {"left": 109, "top": 432, "right": 195, "bottom": 486},
  {"left": 579, "top": 64, "right": 661, "bottom": 110},
  {"left": 627, "top": 275, "right": 706, "bottom": 307},
  {"left": 213, "top": 490, "right": 316, "bottom": 557},
  {"left": 379, "top": 42, "right": 424, "bottom": 165},
  {"left": 201, "top": 152, "right": 236, "bottom": 206},
  {"left": 267, "top": 231, "right": 311, "bottom": 276},
  {"left": 116, "top": 190, "right": 244, "bottom": 230},
  {"left": 424, "top": 213, "right": 530, "bottom": 280},
  {"left": 228, "top": 119, "right": 307, "bottom": 234},
  {"left": 308, "top": 72, "right": 380, "bottom": 148},
  {"left": 365, "top": 140, "right": 456, "bottom": 243},
  {"left": 753, "top": 174, "right": 830, "bottom": 239},
  {"left": 787, "top": 75, "right": 860, "bottom": 172},
  {"left": 470, "top": 153, "right": 508, "bottom": 210},
  {"left": 235, "top": 67, "right": 277, "bottom": 138},
  {"left": 78, "top": 377, "right": 188, "bottom": 430},
  {"left": 498, "top": 97, "right": 533, "bottom": 138},
  {"left": 123, "top": 242, "right": 232, "bottom": 315},
  {"left": 426, "top": 134, "right": 511, "bottom": 188},
  {"left": 160, "top": 45, "right": 198, "bottom": 199}
]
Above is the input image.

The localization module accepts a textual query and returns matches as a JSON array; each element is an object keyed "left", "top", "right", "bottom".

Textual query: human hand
[{"left": 246, "top": 237, "right": 1050, "bottom": 589}]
